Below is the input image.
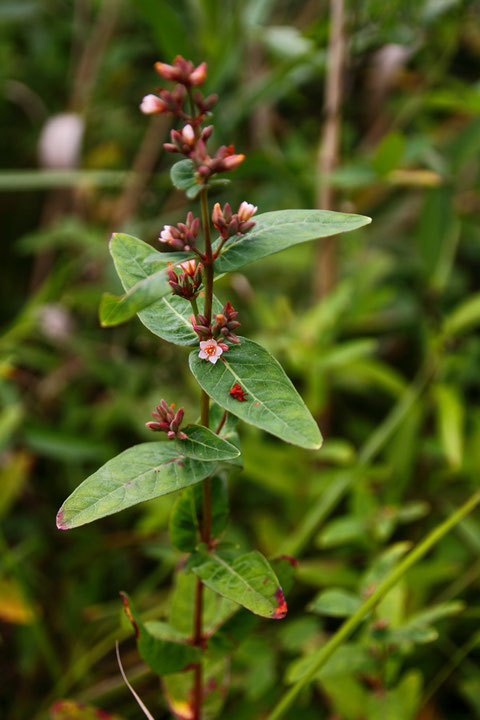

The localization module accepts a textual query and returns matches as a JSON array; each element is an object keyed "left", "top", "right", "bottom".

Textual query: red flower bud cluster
[
  {"left": 190, "top": 301, "right": 241, "bottom": 345},
  {"left": 140, "top": 55, "right": 245, "bottom": 188},
  {"left": 159, "top": 211, "right": 200, "bottom": 251},
  {"left": 167, "top": 260, "right": 203, "bottom": 300},
  {"left": 212, "top": 301, "right": 241, "bottom": 344},
  {"left": 145, "top": 400, "right": 187, "bottom": 440},
  {"left": 212, "top": 201, "right": 257, "bottom": 240}
]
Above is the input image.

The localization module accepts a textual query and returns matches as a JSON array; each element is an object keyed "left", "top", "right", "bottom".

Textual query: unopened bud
[
  {"left": 189, "top": 61, "right": 207, "bottom": 86},
  {"left": 140, "top": 94, "right": 167, "bottom": 115}
]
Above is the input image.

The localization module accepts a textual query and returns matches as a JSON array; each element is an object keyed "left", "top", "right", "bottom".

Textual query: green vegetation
[{"left": 2, "top": 2, "right": 480, "bottom": 719}]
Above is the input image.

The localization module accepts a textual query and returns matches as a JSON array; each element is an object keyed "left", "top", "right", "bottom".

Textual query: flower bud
[
  {"left": 189, "top": 61, "right": 207, "bottom": 86},
  {"left": 140, "top": 94, "right": 168, "bottom": 114}
]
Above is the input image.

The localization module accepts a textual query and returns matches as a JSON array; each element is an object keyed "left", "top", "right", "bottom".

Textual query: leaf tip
[
  {"left": 271, "top": 588, "right": 288, "bottom": 619},
  {"left": 56, "top": 508, "right": 68, "bottom": 530}
]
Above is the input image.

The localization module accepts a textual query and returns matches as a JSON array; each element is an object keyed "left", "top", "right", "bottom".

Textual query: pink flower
[
  {"left": 140, "top": 94, "right": 167, "bottom": 114},
  {"left": 237, "top": 201, "right": 257, "bottom": 222},
  {"left": 179, "top": 259, "right": 197, "bottom": 277},
  {"left": 159, "top": 226, "right": 175, "bottom": 244},
  {"left": 199, "top": 338, "right": 224, "bottom": 364}
]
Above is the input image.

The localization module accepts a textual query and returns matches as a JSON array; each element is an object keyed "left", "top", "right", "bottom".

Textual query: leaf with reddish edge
[
  {"left": 121, "top": 592, "right": 200, "bottom": 675},
  {"left": 189, "top": 549, "right": 287, "bottom": 619},
  {"left": 49, "top": 699, "right": 125, "bottom": 720},
  {"left": 56, "top": 442, "right": 213, "bottom": 529}
]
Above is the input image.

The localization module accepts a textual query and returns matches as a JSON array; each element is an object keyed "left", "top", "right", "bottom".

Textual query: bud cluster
[
  {"left": 145, "top": 400, "right": 187, "bottom": 440},
  {"left": 140, "top": 54, "right": 244, "bottom": 185},
  {"left": 212, "top": 201, "right": 257, "bottom": 239},
  {"left": 167, "top": 260, "right": 203, "bottom": 300},
  {"left": 190, "top": 301, "right": 241, "bottom": 345},
  {"left": 159, "top": 211, "right": 200, "bottom": 251}
]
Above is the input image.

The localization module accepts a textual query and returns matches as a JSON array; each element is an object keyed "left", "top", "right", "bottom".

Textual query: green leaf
[
  {"left": 121, "top": 592, "right": 200, "bottom": 675},
  {"left": 190, "top": 549, "right": 287, "bottom": 619},
  {"left": 109, "top": 232, "right": 223, "bottom": 344},
  {"left": 99, "top": 268, "right": 170, "bottom": 326},
  {"left": 443, "top": 292, "right": 480, "bottom": 337},
  {"left": 56, "top": 442, "right": 213, "bottom": 529},
  {"left": 176, "top": 424, "right": 240, "bottom": 462},
  {"left": 271, "top": 556, "right": 298, "bottom": 595},
  {"left": 169, "top": 476, "right": 229, "bottom": 552},
  {"left": 214, "top": 209, "right": 372, "bottom": 274},
  {"left": 189, "top": 337, "right": 322, "bottom": 450},
  {"left": 168, "top": 568, "right": 237, "bottom": 637},
  {"left": 208, "top": 610, "right": 259, "bottom": 656},
  {"left": 308, "top": 589, "right": 362, "bottom": 617},
  {"left": 171, "top": 159, "right": 202, "bottom": 198},
  {"left": 433, "top": 384, "right": 464, "bottom": 469}
]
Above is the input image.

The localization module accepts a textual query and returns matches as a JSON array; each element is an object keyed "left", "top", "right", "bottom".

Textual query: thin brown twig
[{"left": 313, "top": 0, "right": 345, "bottom": 299}]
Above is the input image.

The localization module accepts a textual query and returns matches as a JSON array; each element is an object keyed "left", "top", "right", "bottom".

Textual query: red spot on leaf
[
  {"left": 229, "top": 382, "right": 248, "bottom": 401},
  {"left": 56, "top": 510, "right": 67, "bottom": 530},
  {"left": 271, "top": 588, "right": 288, "bottom": 619},
  {"left": 177, "top": 460, "right": 185, "bottom": 467},
  {"left": 253, "top": 402, "right": 260, "bottom": 407}
]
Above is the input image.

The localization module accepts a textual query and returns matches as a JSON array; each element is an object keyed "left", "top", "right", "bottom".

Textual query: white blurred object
[{"left": 38, "top": 113, "right": 84, "bottom": 169}]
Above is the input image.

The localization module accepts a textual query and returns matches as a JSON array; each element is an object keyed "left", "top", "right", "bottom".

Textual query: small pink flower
[
  {"left": 199, "top": 338, "right": 223, "bottom": 364},
  {"left": 159, "top": 226, "right": 175, "bottom": 243},
  {"left": 237, "top": 201, "right": 257, "bottom": 222},
  {"left": 140, "top": 94, "right": 166, "bottom": 114},
  {"left": 179, "top": 259, "right": 197, "bottom": 277}
]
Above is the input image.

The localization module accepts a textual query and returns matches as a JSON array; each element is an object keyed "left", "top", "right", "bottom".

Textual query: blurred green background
[{"left": 2, "top": 1, "right": 480, "bottom": 718}]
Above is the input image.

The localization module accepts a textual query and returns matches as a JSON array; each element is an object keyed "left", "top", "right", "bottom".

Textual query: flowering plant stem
[
  {"left": 57, "top": 54, "right": 372, "bottom": 720},
  {"left": 192, "top": 186, "right": 216, "bottom": 718},
  {"left": 266, "top": 488, "right": 480, "bottom": 720}
]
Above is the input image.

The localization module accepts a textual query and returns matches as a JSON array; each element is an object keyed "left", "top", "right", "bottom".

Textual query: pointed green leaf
[
  {"left": 56, "top": 442, "right": 212, "bottom": 529},
  {"left": 175, "top": 424, "right": 240, "bottom": 462},
  {"left": 121, "top": 592, "right": 200, "bottom": 675},
  {"left": 109, "top": 232, "right": 222, "bottom": 344},
  {"left": 99, "top": 268, "right": 170, "bottom": 326},
  {"left": 169, "top": 476, "right": 228, "bottom": 552},
  {"left": 189, "top": 337, "right": 322, "bottom": 449},
  {"left": 214, "top": 209, "right": 372, "bottom": 274},
  {"left": 190, "top": 549, "right": 287, "bottom": 619}
]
